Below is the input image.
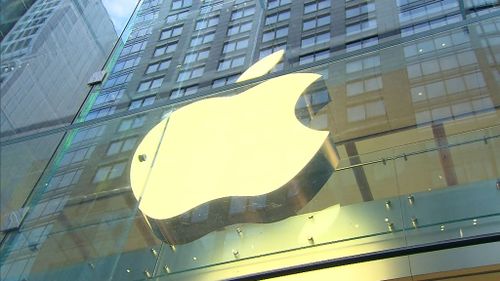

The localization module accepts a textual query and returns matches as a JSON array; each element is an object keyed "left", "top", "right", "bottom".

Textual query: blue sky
[{"left": 102, "top": 0, "right": 139, "bottom": 34}]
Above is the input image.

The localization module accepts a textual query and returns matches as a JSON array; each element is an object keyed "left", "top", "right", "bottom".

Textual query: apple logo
[{"left": 130, "top": 50, "right": 335, "bottom": 244}]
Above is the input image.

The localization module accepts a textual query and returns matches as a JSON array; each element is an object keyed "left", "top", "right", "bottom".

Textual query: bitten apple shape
[{"left": 130, "top": 72, "right": 328, "bottom": 220}]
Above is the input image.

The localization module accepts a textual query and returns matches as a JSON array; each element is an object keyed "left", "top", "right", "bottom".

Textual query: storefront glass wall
[{"left": 1, "top": 0, "right": 499, "bottom": 280}]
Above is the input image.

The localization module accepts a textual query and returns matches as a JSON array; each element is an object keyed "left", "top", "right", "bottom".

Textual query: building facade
[
  {"left": 0, "top": 0, "right": 117, "bottom": 228},
  {"left": 1, "top": 0, "right": 499, "bottom": 280}
]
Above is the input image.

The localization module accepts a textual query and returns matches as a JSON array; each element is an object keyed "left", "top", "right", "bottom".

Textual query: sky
[{"left": 102, "top": 0, "right": 139, "bottom": 35}]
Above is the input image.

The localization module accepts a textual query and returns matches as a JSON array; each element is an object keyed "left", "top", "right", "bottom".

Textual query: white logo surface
[{"left": 130, "top": 50, "right": 329, "bottom": 221}]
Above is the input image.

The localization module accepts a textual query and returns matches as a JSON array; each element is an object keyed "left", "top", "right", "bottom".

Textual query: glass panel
[
  {"left": 0, "top": 110, "right": 166, "bottom": 281},
  {"left": 1, "top": 1, "right": 499, "bottom": 280},
  {"left": 1, "top": 132, "right": 64, "bottom": 218},
  {"left": 396, "top": 126, "right": 500, "bottom": 246}
]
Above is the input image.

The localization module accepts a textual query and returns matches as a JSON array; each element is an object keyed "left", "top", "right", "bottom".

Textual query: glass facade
[{"left": 1, "top": 0, "right": 499, "bottom": 280}]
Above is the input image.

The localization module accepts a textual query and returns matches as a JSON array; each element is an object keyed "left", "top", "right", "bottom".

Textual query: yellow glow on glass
[{"left": 130, "top": 53, "right": 328, "bottom": 220}]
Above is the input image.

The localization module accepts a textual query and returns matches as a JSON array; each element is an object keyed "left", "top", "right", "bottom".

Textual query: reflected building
[
  {"left": 0, "top": 0, "right": 37, "bottom": 41},
  {"left": 0, "top": 0, "right": 116, "bottom": 265},
  {"left": 1, "top": 0, "right": 117, "bottom": 135},
  {"left": 0, "top": 0, "right": 499, "bottom": 281}
]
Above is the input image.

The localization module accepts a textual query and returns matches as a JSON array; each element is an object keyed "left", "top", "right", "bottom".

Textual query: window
[
  {"left": 172, "top": 0, "right": 192, "bottom": 10},
  {"left": 184, "top": 49, "right": 210, "bottom": 63},
  {"left": 262, "top": 26, "right": 288, "bottom": 42},
  {"left": 106, "top": 136, "right": 138, "bottom": 156},
  {"left": 397, "top": 0, "right": 421, "bottom": 6},
  {"left": 231, "top": 6, "right": 255, "bottom": 20},
  {"left": 103, "top": 72, "right": 133, "bottom": 89},
  {"left": 466, "top": 0, "right": 500, "bottom": 17},
  {"left": 227, "top": 21, "right": 252, "bottom": 36},
  {"left": 177, "top": 66, "right": 204, "bottom": 82},
  {"left": 153, "top": 42, "right": 177, "bottom": 57},
  {"left": 346, "top": 76, "right": 383, "bottom": 96},
  {"left": 138, "top": 77, "right": 164, "bottom": 92},
  {"left": 190, "top": 32, "right": 215, "bottom": 46},
  {"left": 299, "top": 49, "right": 330, "bottom": 65},
  {"left": 259, "top": 43, "right": 286, "bottom": 59},
  {"left": 408, "top": 59, "right": 439, "bottom": 78},
  {"left": 346, "top": 2, "right": 375, "bottom": 18},
  {"left": 303, "top": 14, "right": 330, "bottom": 30},
  {"left": 166, "top": 11, "right": 189, "bottom": 23},
  {"left": 72, "top": 126, "right": 105, "bottom": 144},
  {"left": 301, "top": 31, "right": 330, "bottom": 48},
  {"left": 414, "top": 96, "right": 494, "bottom": 124},
  {"left": 170, "top": 85, "right": 198, "bottom": 99},
  {"left": 463, "top": 71, "right": 488, "bottom": 89},
  {"left": 145, "top": 59, "right": 171, "bottom": 74},
  {"left": 128, "top": 26, "right": 152, "bottom": 39},
  {"left": 265, "top": 10, "right": 290, "bottom": 25},
  {"left": 404, "top": 33, "right": 463, "bottom": 58},
  {"left": 46, "top": 169, "right": 82, "bottom": 191},
  {"left": 94, "top": 89, "right": 124, "bottom": 105},
  {"left": 346, "top": 36, "right": 378, "bottom": 52},
  {"left": 415, "top": 107, "right": 447, "bottom": 124},
  {"left": 93, "top": 162, "right": 127, "bottom": 183},
  {"left": 347, "top": 100, "right": 386, "bottom": 122},
  {"left": 218, "top": 56, "right": 246, "bottom": 71},
  {"left": 399, "top": 0, "right": 459, "bottom": 23},
  {"left": 129, "top": 96, "right": 156, "bottom": 110},
  {"left": 346, "top": 55, "right": 381, "bottom": 73},
  {"left": 195, "top": 16, "right": 219, "bottom": 30},
  {"left": 296, "top": 88, "right": 330, "bottom": 109},
  {"left": 140, "top": 0, "right": 161, "bottom": 10},
  {"left": 411, "top": 81, "right": 446, "bottom": 102},
  {"left": 120, "top": 41, "right": 147, "bottom": 56},
  {"left": 463, "top": 97, "right": 494, "bottom": 114},
  {"left": 200, "top": 1, "right": 224, "bottom": 13},
  {"left": 401, "top": 15, "right": 461, "bottom": 37},
  {"left": 118, "top": 115, "right": 146, "bottom": 132},
  {"left": 160, "top": 25, "right": 183, "bottom": 40},
  {"left": 112, "top": 57, "right": 141, "bottom": 73},
  {"left": 406, "top": 51, "right": 477, "bottom": 79},
  {"left": 26, "top": 195, "right": 70, "bottom": 220},
  {"left": 268, "top": 0, "right": 291, "bottom": 9},
  {"left": 409, "top": 71, "right": 483, "bottom": 97},
  {"left": 60, "top": 146, "right": 95, "bottom": 166},
  {"left": 346, "top": 19, "right": 377, "bottom": 35},
  {"left": 304, "top": 0, "right": 331, "bottom": 14},
  {"left": 135, "top": 11, "right": 159, "bottom": 23},
  {"left": 466, "top": 0, "right": 498, "bottom": 9},
  {"left": 222, "top": 37, "right": 249, "bottom": 53},
  {"left": 212, "top": 74, "right": 239, "bottom": 88},
  {"left": 85, "top": 106, "right": 115, "bottom": 121}
]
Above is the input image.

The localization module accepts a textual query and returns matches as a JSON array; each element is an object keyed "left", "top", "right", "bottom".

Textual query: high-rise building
[
  {"left": 1, "top": 0, "right": 499, "bottom": 280},
  {"left": 0, "top": 0, "right": 116, "bottom": 261}
]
